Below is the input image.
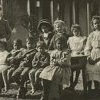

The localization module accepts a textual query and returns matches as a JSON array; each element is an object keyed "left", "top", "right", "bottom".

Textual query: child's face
[
  {"left": 72, "top": 28, "right": 80, "bottom": 36},
  {"left": 93, "top": 19, "right": 100, "bottom": 30},
  {"left": 41, "top": 25, "right": 50, "bottom": 33},
  {"left": 13, "top": 42, "right": 21, "bottom": 50},
  {"left": 37, "top": 47, "right": 44, "bottom": 53},
  {"left": 56, "top": 42, "right": 63, "bottom": 50},
  {"left": 55, "top": 24, "right": 64, "bottom": 33},
  {"left": 26, "top": 41, "right": 33, "bottom": 49}
]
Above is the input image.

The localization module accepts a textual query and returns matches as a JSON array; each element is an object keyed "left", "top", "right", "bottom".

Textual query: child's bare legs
[
  {"left": 83, "top": 80, "right": 92, "bottom": 95},
  {"left": 94, "top": 80, "right": 99, "bottom": 90},
  {"left": 29, "top": 68, "right": 37, "bottom": 93},
  {"left": 34, "top": 68, "right": 43, "bottom": 91},
  {"left": 12, "top": 67, "right": 23, "bottom": 85},
  {"left": 86, "top": 81, "right": 92, "bottom": 91},
  {"left": 73, "top": 70, "right": 80, "bottom": 88},
  {"left": 70, "top": 70, "right": 80, "bottom": 89},
  {"left": 2, "top": 69, "right": 9, "bottom": 92},
  {"left": 84, "top": 81, "right": 99, "bottom": 95},
  {"left": 7, "top": 67, "right": 16, "bottom": 84},
  {"left": 17, "top": 67, "right": 30, "bottom": 98}
]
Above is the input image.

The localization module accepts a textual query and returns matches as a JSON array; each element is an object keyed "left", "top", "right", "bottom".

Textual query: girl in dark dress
[{"left": 37, "top": 19, "right": 54, "bottom": 50}]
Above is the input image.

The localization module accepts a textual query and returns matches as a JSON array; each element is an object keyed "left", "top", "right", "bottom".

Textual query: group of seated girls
[{"left": 0, "top": 16, "right": 100, "bottom": 100}]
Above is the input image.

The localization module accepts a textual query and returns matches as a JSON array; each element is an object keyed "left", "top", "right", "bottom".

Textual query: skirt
[
  {"left": 40, "top": 65, "right": 71, "bottom": 85},
  {"left": 86, "top": 48, "right": 100, "bottom": 82},
  {"left": 86, "top": 61, "right": 100, "bottom": 82}
]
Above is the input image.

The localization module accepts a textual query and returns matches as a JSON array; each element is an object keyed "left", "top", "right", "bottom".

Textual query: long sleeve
[
  {"left": 32, "top": 53, "right": 39, "bottom": 67},
  {"left": 58, "top": 52, "right": 71, "bottom": 67},
  {"left": 26, "top": 51, "right": 36, "bottom": 61},
  {"left": 7, "top": 51, "right": 23, "bottom": 65},
  {"left": 84, "top": 34, "right": 92, "bottom": 56}
]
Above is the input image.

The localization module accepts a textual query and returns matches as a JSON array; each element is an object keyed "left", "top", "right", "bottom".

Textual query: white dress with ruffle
[{"left": 84, "top": 31, "right": 100, "bottom": 82}]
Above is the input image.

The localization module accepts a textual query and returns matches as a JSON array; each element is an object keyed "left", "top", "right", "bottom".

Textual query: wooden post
[
  {"left": 87, "top": 1, "right": 90, "bottom": 35},
  {"left": 57, "top": 1, "right": 60, "bottom": 19},
  {"left": 27, "top": 0, "right": 30, "bottom": 16},
  {"left": 64, "top": 0, "right": 72, "bottom": 32},
  {"left": 1, "top": 0, "right": 3, "bottom": 14},
  {"left": 36, "top": 0, "right": 42, "bottom": 20},
  {"left": 72, "top": 0, "right": 76, "bottom": 24},
  {"left": 1, "top": 0, "right": 3, "bottom": 6},
  {"left": 50, "top": 0, "right": 54, "bottom": 23}
]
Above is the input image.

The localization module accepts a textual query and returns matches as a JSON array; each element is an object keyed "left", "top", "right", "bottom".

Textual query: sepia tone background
[{"left": 0, "top": 0, "right": 100, "bottom": 100}]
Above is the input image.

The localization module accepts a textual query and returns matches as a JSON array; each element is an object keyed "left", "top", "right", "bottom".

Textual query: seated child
[
  {"left": 12, "top": 37, "right": 37, "bottom": 98},
  {"left": 29, "top": 41, "right": 50, "bottom": 94},
  {"left": 40, "top": 37, "right": 71, "bottom": 100},
  {"left": 2, "top": 39, "right": 24, "bottom": 92},
  {"left": 0, "top": 41, "right": 9, "bottom": 92}
]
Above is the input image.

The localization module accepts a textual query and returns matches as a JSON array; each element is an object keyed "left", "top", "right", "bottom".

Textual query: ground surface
[{"left": 0, "top": 71, "right": 100, "bottom": 100}]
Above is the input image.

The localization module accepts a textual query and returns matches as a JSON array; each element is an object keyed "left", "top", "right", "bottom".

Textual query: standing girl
[
  {"left": 67, "top": 24, "right": 86, "bottom": 89},
  {"left": 40, "top": 37, "right": 71, "bottom": 100},
  {"left": 85, "top": 16, "right": 100, "bottom": 91}
]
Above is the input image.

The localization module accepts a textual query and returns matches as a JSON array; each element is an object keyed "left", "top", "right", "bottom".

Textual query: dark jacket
[
  {"left": 7, "top": 48, "right": 24, "bottom": 68},
  {"left": 20, "top": 49, "right": 37, "bottom": 67},
  {"left": 32, "top": 51, "right": 50, "bottom": 68}
]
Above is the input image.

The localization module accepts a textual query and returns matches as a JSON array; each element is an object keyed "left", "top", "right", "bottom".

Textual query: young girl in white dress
[
  {"left": 67, "top": 24, "right": 86, "bottom": 89},
  {"left": 84, "top": 16, "right": 100, "bottom": 91}
]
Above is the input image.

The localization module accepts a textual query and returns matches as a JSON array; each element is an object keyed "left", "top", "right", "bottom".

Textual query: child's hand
[
  {"left": 53, "top": 61, "right": 59, "bottom": 66},
  {"left": 80, "top": 51, "right": 84, "bottom": 55},
  {"left": 26, "top": 54, "right": 31, "bottom": 60},
  {"left": 76, "top": 52, "right": 80, "bottom": 55},
  {"left": 10, "top": 58, "right": 16, "bottom": 64},
  {"left": 7, "top": 57, "right": 14, "bottom": 61},
  {"left": 32, "top": 61, "right": 40, "bottom": 68},
  {"left": 88, "top": 57, "right": 95, "bottom": 65}
]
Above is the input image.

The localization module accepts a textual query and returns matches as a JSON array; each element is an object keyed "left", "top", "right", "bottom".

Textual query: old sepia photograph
[{"left": 0, "top": 0, "right": 100, "bottom": 100}]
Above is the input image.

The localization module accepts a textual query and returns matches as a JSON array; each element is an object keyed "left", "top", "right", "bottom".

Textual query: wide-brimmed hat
[{"left": 37, "top": 19, "right": 53, "bottom": 32}]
